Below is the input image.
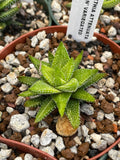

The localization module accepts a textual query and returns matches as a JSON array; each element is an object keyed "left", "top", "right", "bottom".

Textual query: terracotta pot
[{"left": 0, "top": 26, "right": 120, "bottom": 160}]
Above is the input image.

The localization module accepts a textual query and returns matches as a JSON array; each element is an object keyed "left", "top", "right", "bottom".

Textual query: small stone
[
  {"left": 4, "top": 35, "right": 14, "bottom": 43},
  {"left": 24, "top": 153, "right": 33, "bottom": 160},
  {"left": 26, "top": 8, "right": 35, "bottom": 16},
  {"left": 90, "top": 133, "right": 101, "bottom": 143},
  {"left": 41, "top": 146, "right": 54, "bottom": 156},
  {"left": 6, "top": 107, "right": 14, "bottom": 114},
  {"left": 0, "top": 143, "right": 8, "bottom": 149},
  {"left": 31, "top": 36, "right": 38, "bottom": 47},
  {"left": 39, "top": 39, "right": 49, "bottom": 51},
  {"left": 85, "top": 122, "right": 96, "bottom": 129},
  {"left": 28, "top": 110, "right": 36, "bottom": 117},
  {"left": 101, "top": 134, "right": 115, "bottom": 145},
  {"left": 61, "top": 149, "right": 74, "bottom": 159},
  {"left": 81, "top": 103, "right": 94, "bottom": 115},
  {"left": 94, "top": 63, "right": 104, "bottom": 71},
  {"left": 103, "top": 51, "right": 113, "bottom": 59},
  {"left": 21, "top": 135, "right": 31, "bottom": 145},
  {"left": 0, "top": 77, "right": 7, "bottom": 85},
  {"left": 0, "top": 45, "right": 4, "bottom": 50},
  {"left": 55, "top": 136, "right": 65, "bottom": 151},
  {"left": 114, "top": 4, "right": 120, "bottom": 12},
  {"left": 31, "top": 134, "right": 40, "bottom": 147},
  {"left": 108, "top": 149, "right": 120, "bottom": 160},
  {"left": 77, "top": 142, "right": 89, "bottom": 157},
  {"left": 105, "top": 113, "right": 115, "bottom": 122},
  {"left": 40, "top": 129, "right": 57, "bottom": 146},
  {"left": 7, "top": 72, "right": 19, "bottom": 85},
  {"left": 35, "top": 52, "right": 41, "bottom": 59},
  {"left": 0, "top": 149, "right": 12, "bottom": 160},
  {"left": 91, "top": 140, "right": 107, "bottom": 151},
  {"left": 15, "top": 97, "right": 25, "bottom": 106},
  {"left": 87, "top": 87, "right": 98, "bottom": 94},
  {"left": 100, "top": 15, "right": 111, "bottom": 24},
  {"left": 5, "top": 54, "right": 15, "bottom": 64},
  {"left": 81, "top": 125, "right": 89, "bottom": 137},
  {"left": 9, "top": 114, "right": 30, "bottom": 132},
  {"left": 54, "top": 12, "right": 62, "bottom": 20},
  {"left": 108, "top": 26, "right": 117, "bottom": 37},
  {"left": 19, "top": 84, "right": 28, "bottom": 91},
  {"left": 70, "top": 146, "right": 77, "bottom": 154},
  {"left": 51, "top": 0, "right": 61, "bottom": 12},
  {"left": 74, "top": 136, "right": 82, "bottom": 145},
  {"left": 17, "top": 65, "right": 25, "bottom": 73},
  {"left": 100, "top": 56, "right": 107, "bottom": 63},
  {"left": 1, "top": 83, "right": 13, "bottom": 93},
  {"left": 106, "top": 78, "right": 115, "bottom": 89},
  {"left": 14, "top": 157, "right": 22, "bottom": 160},
  {"left": 15, "top": 51, "right": 26, "bottom": 56}
]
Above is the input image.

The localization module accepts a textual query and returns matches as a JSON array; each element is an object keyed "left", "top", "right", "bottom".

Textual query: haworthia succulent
[
  {"left": 48, "top": 51, "right": 54, "bottom": 65},
  {"left": 52, "top": 92, "right": 71, "bottom": 117},
  {"left": 102, "top": 0, "right": 120, "bottom": 9},
  {"left": 72, "top": 88, "right": 95, "bottom": 102},
  {"left": 74, "top": 50, "right": 83, "bottom": 70},
  {"left": 66, "top": 99, "right": 80, "bottom": 128},
  {"left": 35, "top": 97, "right": 56, "bottom": 123},
  {"left": 29, "top": 80, "right": 61, "bottom": 94},
  {"left": 29, "top": 55, "right": 40, "bottom": 71},
  {"left": 24, "top": 96, "right": 44, "bottom": 107},
  {"left": 19, "top": 90, "right": 38, "bottom": 97},
  {"left": 0, "top": 0, "right": 19, "bottom": 11},
  {"left": 18, "top": 76, "right": 39, "bottom": 86}
]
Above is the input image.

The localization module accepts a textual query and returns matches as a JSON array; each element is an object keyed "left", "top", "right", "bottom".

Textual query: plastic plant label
[{"left": 67, "top": 0, "right": 104, "bottom": 42}]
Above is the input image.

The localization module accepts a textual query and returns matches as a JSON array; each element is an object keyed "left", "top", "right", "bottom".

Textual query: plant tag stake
[{"left": 67, "top": 0, "right": 104, "bottom": 42}]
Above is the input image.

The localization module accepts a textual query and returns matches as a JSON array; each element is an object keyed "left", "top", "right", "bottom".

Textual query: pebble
[
  {"left": 9, "top": 114, "right": 30, "bottom": 132},
  {"left": 6, "top": 107, "right": 14, "bottom": 114},
  {"left": 54, "top": 12, "right": 62, "bottom": 20},
  {"left": 106, "top": 78, "right": 115, "bottom": 89},
  {"left": 41, "top": 146, "right": 54, "bottom": 156},
  {"left": 7, "top": 72, "right": 19, "bottom": 85},
  {"left": 87, "top": 87, "right": 98, "bottom": 95},
  {"left": 40, "top": 129, "right": 57, "bottom": 146},
  {"left": 114, "top": 4, "right": 120, "bottom": 12},
  {"left": 74, "top": 136, "right": 82, "bottom": 145},
  {"left": 101, "top": 134, "right": 115, "bottom": 145},
  {"left": 108, "top": 26, "right": 117, "bottom": 37},
  {"left": 0, "top": 112, "right": 2, "bottom": 122},
  {"left": 100, "top": 15, "right": 111, "bottom": 24},
  {"left": 19, "top": 84, "right": 28, "bottom": 91},
  {"left": 94, "top": 63, "right": 104, "bottom": 71},
  {"left": 108, "top": 149, "right": 120, "bottom": 160},
  {"left": 0, "top": 45, "right": 4, "bottom": 50},
  {"left": 81, "top": 103, "right": 94, "bottom": 115},
  {"left": 90, "top": 133, "right": 101, "bottom": 143},
  {"left": 14, "top": 157, "right": 22, "bottom": 160},
  {"left": 31, "top": 36, "right": 38, "bottom": 47},
  {"left": 28, "top": 110, "right": 36, "bottom": 117},
  {"left": 85, "top": 122, "right": 96, "bottom": 129},
  {"left": 70, "top": 146, "right": 77, "bottom": 154},
  {"left": 0, "top": 77, "right": 7, "bottom": 85},
  {"left": 81, "top": 125, "right": 89, "bottom": 137},
  {"left": 17, "top": 65, "right": 25, "bottom": 73},
  {"left": 0, "top": 149, "right": 12, "bottom": 160},
  {"left": 51, "top": 0, "right": 61, "bottom": 12},
  {"left": 24, "top": 153, "right": 33, "bottom": 160},
  {"left": 0, "top": 143, "right": 8, "bottom": 149},
  {"left": 26, "top": 8, "right": 35, "bottom": 16},
  {"left": 55, "top": 136, "right": 65, "bottom": 151},
  {"left": 103, "top": 51, "right": 113, "bottom": 59},
  {"left": 35, "top": 52, "right": 41, "bottom": 59},
  {"left": 4, "top": 35, "right": 14, "bottom": 43},
  {"left": 15, "top": 96, "right": 25, "bottom": 106},
  {"left": 21, "top": 135, "right": 31, "bottom": 145},
  {"left": 1, "top": 83, "right": 13, "bottom": 93},
  {"left": 15, "top": 51, "right": 26, "bottom": 56},
  {"left": 31, "top": 134, "right": 40, "bottom": 147},
  {"left": 105, "top": 113, "right": 115, "bottom": 122},
  {"left": 5, "top": 54, "right": 15, "bottom": 64},
  {"left": 91, "top": 140, "right": 107, "bottom": 151},
  {"left": 97, "top": 78, "right": 106, "bottom": 88},
  {"left": 39, "top": 39, "right": 49, "bottom": 51}
]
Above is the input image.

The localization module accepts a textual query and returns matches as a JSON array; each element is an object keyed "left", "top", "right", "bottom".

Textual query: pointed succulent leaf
[
  {"left": 19, "top": 90, "right": 38, "bottom": 97},
  {"left": 56, "top": 78, "right": 79, "bottom": 92},
  {"left": 74, "top": 50, "right": 83, "bottom": 69},
  {"left": 42, "top": 61, "right": 51, "bottom": 67},
  {"left": 29, "top": 80, "right": 61, "bottom": 94},
  {"left": 24, "top": 96, "right": 44, "bottom": 107},
  {"left": 62, "top": 58, "right": 75, "bottom": 81},
  {"left": 0, "top": 6, "right": 20, "bottom": 22},
  {"left": 0, "top": 0, "right": 19, "bottom": 11},
  {"left": 52, "top": 42, "right": 70, "bottom": 69},
  {"left": 72, "top": 88, "right": 95, "bottom": 102},
  {"left": 82, "top": 73, "right": 106, "bottom": 89},
  {"left": 18, "top": 76, "right": 39, "bottom": 86},
  {"left": 48, "top": 51, "right": 54, "bottom": 65},
  {"left": 52, "top": 92, "right": 71, "bottom": 117},
  {"left": 35, "top": 97, "right": 56, "bottom": 123},
  {"left": 66, "top": 99, "right": 80, "bottom": 128},
  {"left": 41, "top": 63, "right": 66, "bottom": 86},
  {"left": 73, "top": 69, "right": 98, "bottom": 87},
  {"left": 29, "top": 55, "right": 40, "bottom": 71}
]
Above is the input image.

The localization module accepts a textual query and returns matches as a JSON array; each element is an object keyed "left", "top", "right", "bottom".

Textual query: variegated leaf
[
  {"left": 48, "top": 51, "right": 54, "bottom": 65},
  {"left": 72, "top": 88, "right": 95, "bottom": 102},
  {"left": 56, "top": 78, "right": 79, "bottom": 92},
  {"left": 62, "top": 58, "right": 75, "bottom": 81},
  {"left": 52, "top": 41, "right": 70, "bottom": 69},
  {"left": 24, "top": 96, "right": 44, "bottom": 107},
  {"left": 18, "top": 76, "right": 39, "bottom": 86},
  {"left": 72, "top": 69, "right": 98, "bottom": 87},
  {"left": 52, "top": 92, "right": 71, "bottom": 117},
  {"left": 29, "top": 80, "right": 61, "bottom": 94},
  {"left": 29, "top": 55, "right": 40, "bottom": 71},
  {"left": 74, "top": 50, "right": 83, "bottom": 69},
  {"left": 66, "top": 99, "right": 80, "bottom": 128},
  {"left": 41, "top": 63, "right": 66, "bottom": 87},
  {"left": 35, "top": 97, "right": 56, "bottom": 123},
  {"left": 19, "top": 90, "right": 38, "bottom": 97}
]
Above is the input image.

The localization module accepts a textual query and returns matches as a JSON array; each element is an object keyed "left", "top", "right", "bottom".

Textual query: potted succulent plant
[{"left": 0, "top": 26, "right": 120, "bottom": 160}]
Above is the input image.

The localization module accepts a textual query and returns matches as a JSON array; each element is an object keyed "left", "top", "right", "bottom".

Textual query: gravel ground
[{"left": 0, "top": 30, "right": 120, "bottom": 160}]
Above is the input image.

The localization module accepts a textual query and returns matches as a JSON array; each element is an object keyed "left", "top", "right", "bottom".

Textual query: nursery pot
[{"left": 0, "top": 26, "right": 120, "bottom": 160}]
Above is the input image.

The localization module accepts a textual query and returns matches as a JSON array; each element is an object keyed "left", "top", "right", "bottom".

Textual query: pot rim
[{"left": 0, "top": 25, "right": 120, "bottom": 160}]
